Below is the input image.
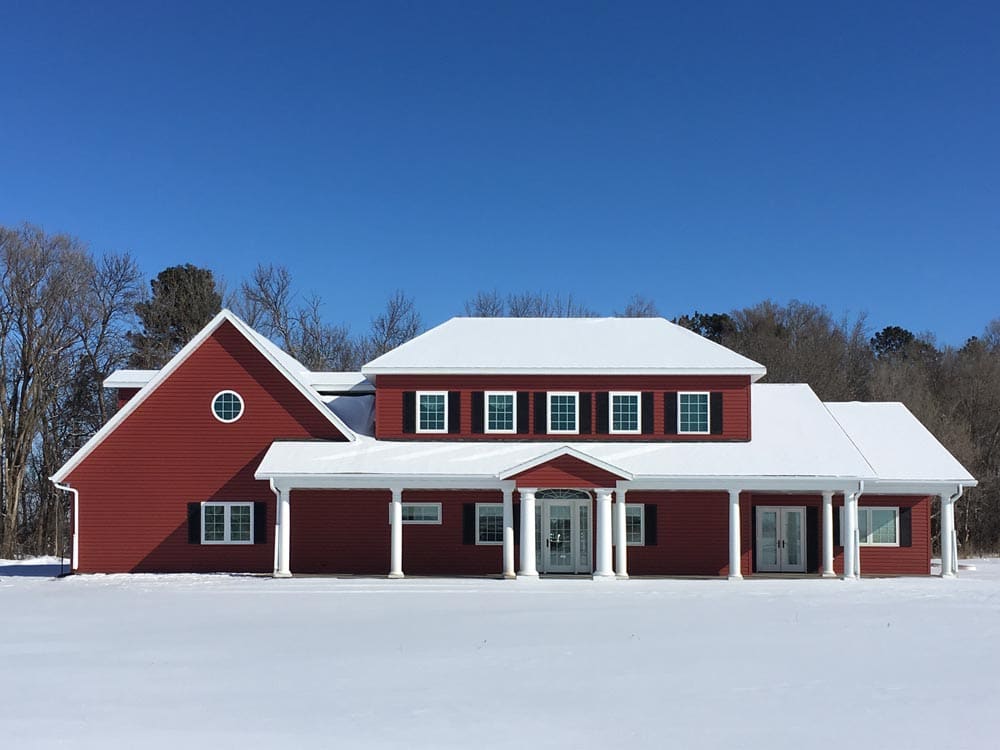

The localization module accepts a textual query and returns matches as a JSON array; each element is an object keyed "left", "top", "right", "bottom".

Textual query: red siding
[
  {"left": 374, "top": 375, "right": 751, "bottom": 441},
  {"left": 117, "top": 388, "right": 140, "bottom": 410},
  {"left": 511, "top": 455, "right": 626, "bottom": 489},
  {"left": 66, "top": 320, "right": 347, "bottom": 573},
  {"left": 290, "top": 489, "right": 507, "bottom": 576},
  {"left": 833, "top": 495, "right": 931, "bottom": 576}
]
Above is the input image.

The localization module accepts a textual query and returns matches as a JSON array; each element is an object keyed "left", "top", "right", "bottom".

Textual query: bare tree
[
  {"left": 616, "top": 294, "right": 659, "bottom": 318},
  {"left": 463, "top": 290, "right": 506, "bottom": 317},
  {"left": 360, "top": 290, "right": 422, "bottom": 360},
  {"left": 505, "top": 292, "right": 596, "bottom": 317}
]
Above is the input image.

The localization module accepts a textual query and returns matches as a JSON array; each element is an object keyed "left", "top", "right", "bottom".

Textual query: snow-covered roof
[
  {"left": 102, "top": 370, "right": 159, "bottom": 389},
  {"left": 104, "top": 366, "right": 372, "bottom": 394},
  {"left": 362, "top": 317, "right": 768, "bottom": 380},
  {"left": 257, "top": 384, "right": 893, "bottom": 487},
  {"left": 825, "top": 402, "right": 975, "bottom": 484},
  {"left": 309, "top": 373, "right": 374, "bottom": 393}
]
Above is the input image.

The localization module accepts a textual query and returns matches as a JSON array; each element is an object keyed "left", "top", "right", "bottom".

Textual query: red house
[{"left": 52, "top": 311, "right": 975, "bottom": 580}]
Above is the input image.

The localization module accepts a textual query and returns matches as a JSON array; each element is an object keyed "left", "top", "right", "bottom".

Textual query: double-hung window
[
  {"left": 201, "top": 501, "right": 254, "bottom": 544},
  {"left": 485, "top": 392, "right": 516, "bottom": 433},
  {"left": 610, "top": 392, "right": 641, "bottom": 434},
  {"left": 548, "top": 392, "right": 579, "bottom": 434},
  {"left": 417, "top": 392, "right": 448, "bottom": 433},
  {"left": 678, "top": 392, "right": 710, "bottom": 434},
  {"left": 613, "top": 504, "right": 645, "bottom": 546},
  {"left": 475, "top": 503, "right": 504, "bottom": 545}
]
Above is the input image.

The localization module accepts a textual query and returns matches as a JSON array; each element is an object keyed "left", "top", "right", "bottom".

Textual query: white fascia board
[
  {"left": 361, "top": 366, "right": 767, "bottom": 381},
  {"left": 619, "top": 476, "right": 869, "bottom": 493},
  {"left": 52, "top": 310, "right": 356, "bottom": 484},
  {"left": 102, "top": 370, "right": 159, "bottom": 389},
  {"left": 859, "top": 479, "right": 978, "bottom": 495},
  {"left": 497, "top": 446, "right": 634, "bottom": 481},
  {"left": 262, "top": 474, "right": 514, "bottom": 491}
]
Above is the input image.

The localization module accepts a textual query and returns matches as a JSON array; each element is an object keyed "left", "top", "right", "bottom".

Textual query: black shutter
[
  {"left": 710, "top": 392, "right": 724, "bottom": 435},
  {"left": 187, "top": 503, "right": 201, "bottom": 544},
  {"left": 402, "top": 391, "right": 416, "bottom": 434},
  {"left": 448, "top": 392, "right": 461, "bottom": 434},
  {"left": 596, "top": 392, "right": 609, "bottom": 434},
  {"left": 899, "top": 506, "right": 912, "bottom": 547},
  {"left": 579, "top": 393, "right": 592, "bottom": 434},
  {"left": 664, "top": 392, "right": 678, "bottom": 435},
  {"left": 516, "top": 392, "right": 530, "bottom": 434},
  {"left": 806, "top": 506, "right": 819, "bottom": 573},
  {"left": 833, "top": 506, "right": 841, "bottom": 547},
  {"left": 471, "top": 392, "right": 485, "bottom": 434},
  {"left": 644, "top": 504, "right": 658, "bottom": 546},
  {"left": 641, "top": 392, "right": 654, "bottom": 434},
  {"left": 462, "top": 504, "right": 476, "bottom": 545},
  {"left": 513, "top": 502, "right": 521, "bottom": 542},
  {"left": 253, "top": 502, "right": 267, "bottom": 544},
  {"left": 751, "top": 506, "right": 758, "bottom": 572},
  {"left": 534, "top": 392, "right": 547, "bottom": 434}
]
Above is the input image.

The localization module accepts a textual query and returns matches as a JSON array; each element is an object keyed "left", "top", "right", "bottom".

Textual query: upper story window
[
  {"left": 417, "top": 391, "right": 448, "bottom": 433},
  {"left": 212, "top": 390, "right": 244, "bottom": 423},
  {"left": 610, "top": 392, "right": 641, "bottom": 434},
  {"left": 678, "top": 392, "right": 709, "bottom": 434},
  {"left": 548, "top": 392, "right": 579, "bottom": 434},
  {"left": 486, "top": 392, "right": 516, "bottom": 433},
  {"left": 201, "top": 501, "right": 253, "bottom": 544}
]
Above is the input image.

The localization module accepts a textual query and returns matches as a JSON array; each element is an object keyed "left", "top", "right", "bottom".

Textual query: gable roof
[
  {"left": 52, "top": 310, "right": 356, "bottom": 484},
  {"left": 498, "top": 447, "right": 634, "bottom": 481},
  {"left": 362, "top": 317, "right": 767, "bottom": 380}
]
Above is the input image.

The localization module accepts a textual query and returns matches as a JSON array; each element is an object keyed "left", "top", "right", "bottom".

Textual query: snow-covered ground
[{"left": 3, "top": 561, "right": 999, "bottom": 749}]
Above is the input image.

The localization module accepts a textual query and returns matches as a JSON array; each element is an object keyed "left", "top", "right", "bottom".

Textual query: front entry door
[
  {"left": 756, "top": 506, "right": 806, "bottom": 573},
  {"left": 534, "top": 489, "right": 592, "bottom": 574}
]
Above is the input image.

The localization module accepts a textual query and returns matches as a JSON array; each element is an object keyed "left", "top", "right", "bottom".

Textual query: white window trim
[
  {"left": 609, "top": 391, "right": 642, "bottom": 435},
  {"left": 613, "top": 503, "right": 646, "bottom": 546},
  {"left": 387, "top": 502, "right": 443, "bottom": 525},
  {"left": 547, "top": 391, "right": 580, "bottom": 434},
  {"left": 475, "top": 503, "right": 504, "bottom": 545},
  {"left": 416, "top": 391, "right": 448, "bottom": 434},
  {"left": 677, "top": 391, "right": 711, "bottom": 435},
  {"left": 211, "top": 390, "right": 244, "bottom": 424},
  {"left": 201, "top": 501, "right": 254, "bottom": 545},
  {"left": 484, "top": 391, "right": 517, "bottom": 434},
  {"left": 839, "top": 506, "right": 901, "bottom": 547}
]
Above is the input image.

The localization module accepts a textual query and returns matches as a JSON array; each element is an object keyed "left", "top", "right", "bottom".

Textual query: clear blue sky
[{"left": 2, "top": 1, "right": 997, "bottom": 344}]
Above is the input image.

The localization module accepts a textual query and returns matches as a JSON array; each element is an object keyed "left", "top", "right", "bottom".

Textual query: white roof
[
  {"left": 825, "top": 402, "right": 975, "bottom": 484},
  {"left": 256, "top": 384, "right": 889, "bottom": 486},
  {"left": 102, "top": 370, "right": 159, "bottom": 389},
  {"left": 362, "top": 317, "right": 767, "bottom": 380}
]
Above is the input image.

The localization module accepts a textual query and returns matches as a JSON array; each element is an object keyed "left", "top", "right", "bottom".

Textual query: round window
[{"left": 212, "top": 391, "right": 244, "bottom": 423}]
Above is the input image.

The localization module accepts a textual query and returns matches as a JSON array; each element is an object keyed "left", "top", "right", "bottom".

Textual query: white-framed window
[
  {"left": 485, "top": 391, "right": 516, "bottom": 433},
  {"left": 201, "top": 501, "right": 253, "bottom": 544},
  {"left": 610, "top": 391, "right": 641, "bottom": 434},
  {"left": 613, "top": 504, "right": 645, "bottom": 546},
  {"left": 212, "top": 390, "right": 244, "bottom": 423},
  {"left": 475, "top": 503, "right": 504, "bottom": 545},
  {"left": 388, "top": 502, "right": 443, "bottom": 525},
  {"left": 678, "top": 392, "right": 709, "bottom": 434},
  {"left": 417, "top": 391, "right": 448, "bottom": 433},
  {"left": 548, "top": 392, "right": 579, "bottom": 434},
  {"left": 839, "top": 506, "right": 900, "bottom": 546}
]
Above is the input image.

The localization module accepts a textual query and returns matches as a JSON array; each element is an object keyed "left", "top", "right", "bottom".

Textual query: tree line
[{"left": 2, "top": 223, "right": 997, "bottom": 559}]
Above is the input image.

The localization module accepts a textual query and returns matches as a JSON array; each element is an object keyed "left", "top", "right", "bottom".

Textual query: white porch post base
[
  {"left": 502, "top": 486, "right": 516, "bottom": 579},
  {"left": 940, "top": 494, "right": 956, "bottom": 578},
  {"left": 595, "top": 488, "right": 614, "bottom": 578},
  {"left": 273, "top": 486, "right": 291, "bottom": 578},
  {"left": 728, "top": 489, "right": 743, "bottom": 580},
  {"left": 821, "top": 491, "right": 836, "bottom": 578},
  {"left": 519, "top": 489, "right": 538, "bottom": 577},
  {"left": 389, "top": 487, "right": 404, "bottom": 579},
  {"left": 614, "top": 490, "right": 628, "bottom": 579}
]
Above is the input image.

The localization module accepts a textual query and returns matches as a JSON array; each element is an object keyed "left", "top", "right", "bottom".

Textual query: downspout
[
  {"left": 268, "top": 479, "right": 281, "bottom": 575},
  {"left": 51, "top": 481, "right": 79, "bottom": 573},
  {"left": 947, "top": 484, "right": 964, "bottom": 575}
]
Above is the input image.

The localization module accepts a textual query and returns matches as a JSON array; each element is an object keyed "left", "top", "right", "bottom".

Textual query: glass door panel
[
  {"left": 756, "top": 509, "right": 780, "bottom": 572},
  {"left": 578, "top": 504, "right": 590, "bottom": 570},
  {"left": 781, "top": 508, "right": 805, "bottom": 572},
  {"left": 547, "top": 503, "right": 574, "bottom": 572}
]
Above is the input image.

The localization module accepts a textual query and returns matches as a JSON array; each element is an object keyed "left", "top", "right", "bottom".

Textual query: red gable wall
[
  {"left": 510, "top": 455, "right": 627, "bottom": 488},
  {"left": 65, "top": 320, "right": 348, "bottom": 573}
]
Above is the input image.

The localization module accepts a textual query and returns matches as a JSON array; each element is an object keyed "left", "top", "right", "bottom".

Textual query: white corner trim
[
  {"left": 51, "top": 309, "right": 357, "bottom": 483},
  {"left": 497, "top": 445, "right": 634, "bottom": 481}
]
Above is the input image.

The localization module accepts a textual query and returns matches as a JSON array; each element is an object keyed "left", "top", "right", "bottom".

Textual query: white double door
[
  {"left": 535, "top": 497, "right": 592, "bottom": 574},
  {"left": 756, "top": 506, "right": 806, "bottom": 573}
]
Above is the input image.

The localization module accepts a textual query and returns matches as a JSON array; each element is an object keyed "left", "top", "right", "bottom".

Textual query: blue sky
[{"left": 2, "top": 1, "right": 997, "bottom": 344}]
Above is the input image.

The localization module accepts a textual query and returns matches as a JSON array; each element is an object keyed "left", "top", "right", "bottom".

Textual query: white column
[
  {"left": 502, "top": 486, "right": 516, "bottom": 579},
  {"left": 389, "top": 487, "right": 403, "bottom": 579},
  {"left": 822, "top": 491, "right": 835, "bottom": 578},
  {"left": 595, "top": 488, "right": 614, "bottom": 578},
  {"left": 728, "top": 489, "right": 743, "bottom": 580},
  {"left": 274, "top": 486, "right": 291, "bottom": 578},
  {"left": 519, "top": 489, "right": 538, "bottom": 577},
  {"left": 614, "top": 490, "right": 628, "bottom": 579},
  {"left": 940, "top": 493, "right": 956, "bottom": 578},
  {"left": 843, "top": 490, "right": 858, "bottom": 579}
]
